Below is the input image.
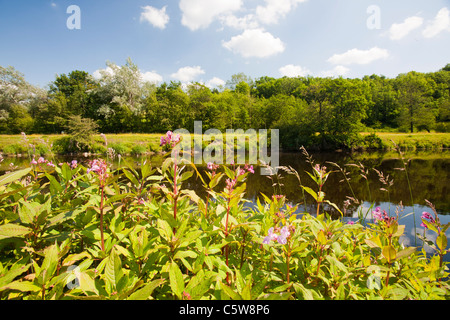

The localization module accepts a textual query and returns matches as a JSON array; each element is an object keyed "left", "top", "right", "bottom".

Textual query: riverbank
[{"left": 0, "top": 132, "right": 449, "bottom": 157}]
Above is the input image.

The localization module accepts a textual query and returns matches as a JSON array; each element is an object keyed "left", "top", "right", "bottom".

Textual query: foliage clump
[{"left": 0, "top": 139, "right": 448, "bottom": 300}]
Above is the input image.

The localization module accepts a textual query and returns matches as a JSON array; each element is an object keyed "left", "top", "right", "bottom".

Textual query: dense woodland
[{"left": 1, "top": 59, "right": 449, "bottom": 150}]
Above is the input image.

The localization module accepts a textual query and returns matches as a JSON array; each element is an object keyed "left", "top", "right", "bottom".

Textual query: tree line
[{"left": 1, "top": 58, "right": 449, "bottom": 150}]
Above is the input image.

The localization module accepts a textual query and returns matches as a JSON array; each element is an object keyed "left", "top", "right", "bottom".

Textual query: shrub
[
  {"left": 1, "top": 143, "right": 28, "bottom": 155},
  {"left": 130, "top": 144, "right": 147, "bottom": 155}
]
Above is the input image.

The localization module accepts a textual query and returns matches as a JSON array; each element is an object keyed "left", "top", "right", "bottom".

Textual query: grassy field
[
  {"left": 0, "top": 132, "right": 449, "bottom": 156},
  {"left": 361, "top": 132, "right": 450, "bottom": 150}
]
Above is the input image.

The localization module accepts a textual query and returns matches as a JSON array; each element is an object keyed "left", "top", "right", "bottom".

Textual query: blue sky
[{"left": 0, "top": 0, "right": 449, "bottom": 88}]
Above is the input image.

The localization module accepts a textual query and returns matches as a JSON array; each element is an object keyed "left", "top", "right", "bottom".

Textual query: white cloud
[
  {"left": 422, "top": 7, "right": 450, "bottom": 38},
  {"left": 256, "top": 0, "right": 307, "bottom": 25},
  {"left": 320, "top": 65, "right": 350, "bottom": 78},
  {"left": 179, "top": 0, "right": 242, "bottom": 31},
  {"left": 93, "top": 66, "right": 115, "bottom": 79},
  {"left": 206, "top": 77, "right": 226, "bottom": 88},
  {"left": 327, "top": 47, "right": 389, "bottom": 65},
  {"left": 171, "top": 66, "right": 205, "bottom": 82},
  {"left": 140, "top": 6, "right": 170, "bottom": 29},
  {"left": 389, "top": 16, "right": 423, "bottom": 40},
  {"left": 222, "top": 29, "right": 285, "bottom": 58},
  {"left": 220, "top": 13, "right": 259, "bottom": 30},
  {"left": 141, "top": 71, "right": 163, "bottom": 84},
  {"left": 279, "top": 64, "right": 310, "bottom": 77}
]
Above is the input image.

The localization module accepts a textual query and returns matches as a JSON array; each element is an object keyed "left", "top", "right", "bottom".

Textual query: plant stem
[
  {"left": 173, "top": 162, "right": 178, "bottom": 221},
  {"left": 225, "top": 197, "right": 231, "bottom": 284},
  {"left": 99, "top": 185, "right": 105, "bottom": 252}
]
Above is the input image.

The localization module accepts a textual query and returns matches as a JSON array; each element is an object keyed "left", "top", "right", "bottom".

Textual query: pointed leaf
[
  {"left": 128, "top": 279, "right": 165, "bottom": 300},
  {"left": 169, "top": 261, "right": 184, "bottom": 300},
  {"left": 0, "top": 223, "right": 32, "bottom": 240},
  {"left": 0, "top": 167, "right": 31, "bottom": 186}
]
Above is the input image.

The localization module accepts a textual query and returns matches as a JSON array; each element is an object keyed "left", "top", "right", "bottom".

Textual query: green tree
[
  {"left": 0, "top": 65, "right": 45, "bottom": 133},
  {"left": 395, "top": 72, "right": 436, "bottom": 133},
  {"left": 92, "top": 58, "right": 156, "bottom": 133}
]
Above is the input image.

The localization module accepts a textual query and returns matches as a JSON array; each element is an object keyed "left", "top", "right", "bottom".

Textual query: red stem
[{"left": 100, "top": 185, "right": 105, "bottom": 252}]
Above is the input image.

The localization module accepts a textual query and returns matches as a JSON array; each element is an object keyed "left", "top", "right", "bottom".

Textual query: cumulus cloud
[
  {"left": 179, "top": 0, "right": 242, "bottom": 31},
  {"left": 389, "top": 16, "right": 423, "bottom": 40},
  {"left": 141, "top": 71, "right": 163, "bottom": 84},
  {"left": 206, "top": 77, "right": 226, "bottom": 88},
  {"left": 171, "top": 66, "right": 205, "bottom": 82},
  {"left": 220, "top": 13, "right": 259, "bottom": 30},
  {"left": 319, "top": 65, "right": 350, "bottom": 78},
  {"left": 422, "top": 7, "right": 450, "bottom": 38},
  {"left": 327, "top": 47, "right": 389, "bottom": 65},
  {"left": 279, "top": 64, "right": 310, "bottom": 77},
  {"left": 140, "top": 5, "right": 170, "bottom": 29},
  {"left": 256, "top": 0, "right": 307, "bottom": 25},
  {"left": 92, "top": 66, "right": 115, "bottom": 79},
  {"left": 222, "top": 29, "right": 285, "bottom": 58}
]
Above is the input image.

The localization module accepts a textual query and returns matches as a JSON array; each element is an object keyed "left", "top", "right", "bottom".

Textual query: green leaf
[
  {"left": 301, "top": 186, "right": 318, "bottom": 201},
  {"left": 169, "top": 261, "right": 185, "bottom": 300},
  {"left": 250, "top": 276, "right": 268, "bottom": 299},
  {"left": 220, "top": 282, "right": 242, "bottom": 300},
  {"left": 41, "top": 243, "right": 60, "bottom": 283},
  {"left": 78, "top": 271, "right": 99, "bottom": 295},
  {"left": 422, "top": 219, "right": 439, "bottom": 234},
  {"left": 157, "top": 219, "right": 173, "bottom": 242},
  {"left": 105, "top": 248, "right": 123, "bottom": 288},
  {"left": 382, "top": 245, "right": 396, "bottom": 264},
  {"left": 0, "top": 223, "right": 32, "bottom": 240},
  {"left": 18, "top": 200, "right": 35, "bottom": 225},
  {"left": 0, "top": 167, "right": 31, "bottom": 186},
  {"left": 128, "top": 279, "right": 165, "bottom": 300},
  {"left": 396, "top": 247, "right": 416, "bottom": 260},
  {"left": 436, "top": 232, "right": 448, "bottom": 252},
  {"left": 45, "top": 172, "right": 64, "bottom": 193},
  {"left": 259, "top": 292, "right": 292, "bottom": 300},
  {"left": 0, "top": 263, "right": 32, "bottom": 287},
  {"left": 122, "top": 168, "right": 140, "bottom": 186},
  {"left": 0, "top": 280, "right": 41, "bottom": 293}
]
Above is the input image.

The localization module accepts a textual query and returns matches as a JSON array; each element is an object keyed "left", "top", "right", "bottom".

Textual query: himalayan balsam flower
[
  {"left": 71, "top": 160, "right": 78, "bottom": 169},
  {"left": 207, "top": 162, "right": 219, "bottom": 171},
  {"left": 160, "top": 131, "right": 181, "bottom": 147},
  {"left": 87, "top": 159, "right": 109, "bottom": 183},
  {"left": 30, "top": 158, "right": 37, "bottom": 165},
  {"left": 263, "top": 226, "right": 290, "bottom": 245},
  {"left": 37, "top": 157, "right": 45, "bottom": 164},
  {"left": 421, "top": 211, "right": 435, "bottom": 228}
]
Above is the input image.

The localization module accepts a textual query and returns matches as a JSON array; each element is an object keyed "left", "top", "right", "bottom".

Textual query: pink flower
[
  {"left": 160, "top": 131, "right": 181, "bottom": 147},
  {"left": 37, "top": 157, "right": 45, "bottom": 164},
  {"left": 263, "top": 227, "right": 278, "bottom": 244},
  {"left": 421, "top": 211, "right": 435, "bottom": 228},
  {"left": 46, "top": 161, "right": 55, "bottom": 168},
  {"left": 347, "top": 221, "right": 355, "bottom": 225},
  {"left": 71, "top": 160, "right": 78, "bottom": 169},
  {"left": 30, "top": 158, "right": 37, "bottom": 165},
  {"left": 247, "top": 165, "right": 254, "bottom": 174},
  {"left": 263, "top": 226, "right": 290, "bottom": 245},
  {"left": 87, "top": 159, "right": 109, "bottom": 183},
  {"left": 226, "top": 178, "right": 236, "bottom": 191},
  {"left": 207, "top": 162, "right": 219, "bottom": 171}
]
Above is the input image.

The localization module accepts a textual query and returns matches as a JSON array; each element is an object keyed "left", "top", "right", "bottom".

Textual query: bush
[
  {"left": 130, "top": 144, "right": 147, "bottom": 155},
  {"left": 108, "top": 142, "right": 130, "bottom": 155},
  {"left": 0, "top": 153, "right": 447, "bottom": 301},
  {"left": 1, "top": 143, "right": 28, "bottom": 155}
]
